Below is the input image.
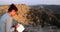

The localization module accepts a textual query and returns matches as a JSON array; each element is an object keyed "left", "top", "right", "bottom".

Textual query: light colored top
[{"left": 0, "top": 13, "right": 13, "bottom": 32}]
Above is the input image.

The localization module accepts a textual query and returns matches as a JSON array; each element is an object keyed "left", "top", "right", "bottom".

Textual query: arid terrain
[{"left": 0, "top": 4, "right": 60, "bottom": 32}]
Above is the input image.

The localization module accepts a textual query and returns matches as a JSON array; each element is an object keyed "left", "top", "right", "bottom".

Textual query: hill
[{"left": 0, "top": 4, "right": 60, "bottom": 28}]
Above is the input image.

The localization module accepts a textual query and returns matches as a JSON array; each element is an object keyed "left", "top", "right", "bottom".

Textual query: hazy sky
[{"left": 0, "top": 0, "right": 60, "bottom": 5}]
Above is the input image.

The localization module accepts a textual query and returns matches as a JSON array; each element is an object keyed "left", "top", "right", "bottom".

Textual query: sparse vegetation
[{"left": 0, "top": 4, "right": 60, "bottom": 29}]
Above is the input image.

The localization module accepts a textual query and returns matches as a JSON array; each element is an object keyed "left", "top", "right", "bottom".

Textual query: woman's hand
[{"left": 15, "top": 24, "right": 19, "bottom": 29}]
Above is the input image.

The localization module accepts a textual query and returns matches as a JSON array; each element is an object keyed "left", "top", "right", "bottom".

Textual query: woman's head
[{"left": 8, "top": 4, "right": 18, "bottom": 16}]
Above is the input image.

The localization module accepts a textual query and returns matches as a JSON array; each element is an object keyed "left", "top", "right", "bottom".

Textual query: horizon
[{"left": 0, "top": 0, "right": 60, "bottom": 5}]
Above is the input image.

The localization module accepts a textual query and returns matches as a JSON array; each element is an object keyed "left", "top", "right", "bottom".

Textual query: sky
[{"left": 0, "top": 0, "right": 60, "bottom": 5}]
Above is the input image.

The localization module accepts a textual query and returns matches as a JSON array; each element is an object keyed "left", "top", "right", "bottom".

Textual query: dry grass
[{"left": 0, "top": 4, "right": 31, "bottom": 25}]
